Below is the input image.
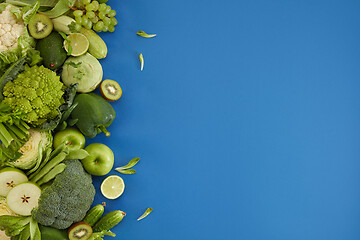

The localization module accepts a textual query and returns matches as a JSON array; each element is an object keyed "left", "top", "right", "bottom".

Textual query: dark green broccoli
[{"left": 31, "top": 159, "right": 95, "bottom": 229}]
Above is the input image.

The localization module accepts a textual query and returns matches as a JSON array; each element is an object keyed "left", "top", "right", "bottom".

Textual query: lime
[
  {"left": 101, "top": 175, "right": 125, "bottom": 199},
  {"left": 63, "top": 33, "right": 89, "bottom": 56}
]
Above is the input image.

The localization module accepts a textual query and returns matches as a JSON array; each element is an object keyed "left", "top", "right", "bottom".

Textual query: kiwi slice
[
  {"left": 100, "top": 79, "right": 122, "bottom": 101},
  {"left": 28, "top": 13, "right": 53, "bottom": 39},
  {"left": 68, "top": 222, "right": 93, "bottom": 240}
]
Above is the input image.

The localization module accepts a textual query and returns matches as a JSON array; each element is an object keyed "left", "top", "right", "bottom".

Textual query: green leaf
[
  {"left": 68, "top": 21, "right": 81, "bottom": 33},
  {"left": 136, "top": 31, "right": 157, "bottom": 38},
  {"left": 139, "top": 53, "right": 144, "bottom": 71},
  {"left": 65, "top": 61, "right": 82, "bottom": 68},
  {"left": 116, "top": 169, "right": 136, "bottom": 175},
  {"left": 115, "top": 157, "right": 140, "bottom": 170},
  {"left": 137, "top": 208, "right": 153, "bottom": 221},
  {"left": 40, "top": 0, "right": 76, "bottom": 18},
  {"left": 59, "top": 32, "right": 72, "bottom": 56}
]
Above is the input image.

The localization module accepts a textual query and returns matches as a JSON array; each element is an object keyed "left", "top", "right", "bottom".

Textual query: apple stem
[{"left": 99, "top": 126, "right": 111, "bottom": 137}]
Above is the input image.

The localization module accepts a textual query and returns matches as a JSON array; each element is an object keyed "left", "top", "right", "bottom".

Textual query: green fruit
[
  {"left": 80, "top": 28, "right": 107, "bottom": 59},
  {"left": 93, "top": 210, "right": 125, "bottom": 232},
  {"left": 83, "top": 204, "right": 104, "bottom": 226},
  {"left": 0, "top": 167, "right": 28, "bottom": 197},
  {"left": 6, "top": 182, "right": 41, "bottom": 216},
  {"left": 36, "top": 32, "right": 67, "bottom": 70},
  {"left": 68, "top": 222, "right": 93, "bottom": 240},
  {"left": 28, "top": 13, "right": 53, "bottom": 39},
  {"left": 81, "top": 143, "right": 114, "bottom": 176},
  {"left": 53, "top": 128, "right": 86, "bottom": 151}
]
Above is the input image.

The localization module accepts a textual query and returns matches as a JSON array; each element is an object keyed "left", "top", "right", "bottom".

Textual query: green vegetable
[
  {"left": 41, "top": 0, "right": 76, "bottom": 18},
  {"left": 137, "top": 208, "right": 153, "bottom": 221},
  {"left": 18, "top": 223, "right": 30, "bottom": 240},
  {"left": 3, "top": 65, "right": 65, "bottom": 126},
  {"left": 7, "top": 129, "right": 52, "bottom": 170},
  {"left": 88, "top": 230, "right": 115, "bottom": 240},
  {"left": 93, "top": 210, "right": 125, "bottom": 232},
  {"left": 80, "top": 28, "right": 107, "bottom": 59},
  {"left": 136, "top": 31, "right": 157, "bottom": 38},
  {"left": 36, "top": 163, "right": 66, "bottom": 186},
  {"left": 52, "top": 15, "right": 81, "bottom": 34},
  {"left": 29, "top": 217, "right": 41, "bottom": 240},
  {"left": 83, "top": 204, "right": 104, "bottom": 227},
  {"left": 5, "top": 0, "right": 58, "bottom": 8},
  {"left": 39, "top": 225, "right": 68, "bottom": 240},
  {"left": 139, "top": 53, "right": 144, "bottom": 71},
  {"left": 32, "top": 160, "right": 95, "bottom": 229},
  {"left": 62, "top": 53, "right": 103, "bottom": 93},
  {"left": 70, "top": 93, "right": 116, "bottom": 139},
  {"left": 115, "top": 157, "right": 140, "bottom": 175}
]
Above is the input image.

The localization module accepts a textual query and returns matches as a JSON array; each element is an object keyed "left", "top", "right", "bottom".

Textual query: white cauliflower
[
  {"left": 0, "top": 5, "right": 25, "bottom": 51},
  {"left": 0, "top": 197, "right": 16, "bottom": 240}
]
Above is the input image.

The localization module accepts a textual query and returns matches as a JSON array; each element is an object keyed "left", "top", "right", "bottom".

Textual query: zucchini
[
  {"left": 83, "top": 204, "right": 105, "bottom": 227},
  {"left": 93, "top": 210, "right": 125, "bottom": 232},
  {"left": 80, "top": 28, "right": 107, "bottom": 59}
]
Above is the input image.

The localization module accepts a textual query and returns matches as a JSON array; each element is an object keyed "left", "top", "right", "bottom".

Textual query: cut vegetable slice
[
  {"left": 64, "top": 33, "right": 90, "bottom": 57},
  {"left": 100, "top": 175, "right": 125, "bottom": 200},
  {"left": 0, "top": 168, "right": 28, "bottom": 197}
]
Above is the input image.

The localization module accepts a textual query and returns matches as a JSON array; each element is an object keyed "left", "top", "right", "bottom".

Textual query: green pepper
[
  {"left": 39, "top": 225, "right": 68, "bottom": 240},
  {"left": 70, "top": 93, "right": 116, "bottom": 138}
]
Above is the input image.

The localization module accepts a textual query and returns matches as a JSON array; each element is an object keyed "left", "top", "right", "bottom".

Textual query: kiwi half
[
  {"left": 68, "top": 222, "right": 93, "bottom": 240},
  {"left": 28, "top": 13, "right": 53, "bottom": 39},
  {"left": 100, "top": 79, "right": 122, "bottom": 101}
]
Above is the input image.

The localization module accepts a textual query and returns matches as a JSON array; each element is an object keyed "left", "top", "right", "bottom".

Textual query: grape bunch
[{"left": 73, "top": 0, "right": 118, "bottom": 32}]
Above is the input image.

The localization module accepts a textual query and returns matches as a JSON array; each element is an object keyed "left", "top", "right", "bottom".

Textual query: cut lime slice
[
  {"left": 101, "top": 175, "right": 125, "bottom": 200},
  {"left": 64, "top": 33, "right": 89, "bottom": 57}
]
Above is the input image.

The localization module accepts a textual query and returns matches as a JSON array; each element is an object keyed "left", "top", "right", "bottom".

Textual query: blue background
[{"left": 89, "top": 0, "right": 360, "bottom": 239}]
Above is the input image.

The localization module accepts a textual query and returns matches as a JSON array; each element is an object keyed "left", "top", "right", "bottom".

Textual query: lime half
[
  {"left": 101, "top": 175, "right": 125, "bottom": 199},
  {"left": 64, "top": 33, "right": 89, "bottom": 57}
]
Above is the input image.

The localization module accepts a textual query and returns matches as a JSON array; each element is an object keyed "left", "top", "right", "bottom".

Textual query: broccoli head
[
  {"left": 31, "top": 159, "right": 95, "bottom": 229},
  {"left": 3, "top": 65, "right": 65, "bottom": 126}
]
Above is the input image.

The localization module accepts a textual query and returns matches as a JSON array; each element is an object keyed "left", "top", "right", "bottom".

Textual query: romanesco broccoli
[
  {"left": 3, "top": 65, "right": 65, "bottom": 125},
  {"left": 31, "top": 159, "right": 95, "bottom": 229}
]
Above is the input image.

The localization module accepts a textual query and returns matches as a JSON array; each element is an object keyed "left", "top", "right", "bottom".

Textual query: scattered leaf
[
  {"left": 136, "top": 31, "right": 157, "bottom": 38},
  {"left": 116, "top": 169, "right": 136, "bottom": 175},
  {"left": 137, "top": 208, "right": 153, "bottom": 221},
  {"left": 116, "top": 157, "right": 140, "bottom": 170},
  {"left": 139, "top": 53, "right": 144, "bottom": 71}
]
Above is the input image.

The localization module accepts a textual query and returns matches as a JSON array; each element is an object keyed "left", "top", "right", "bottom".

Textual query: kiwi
[
  {"left": 28, "top": 13, "right": 53, "bottom": 39},
  {"left": 68, "top": 222, "right": 93, "bottom": 240},
  {"left": 100, "top": 79, "right": 122, "bottom": 101}
]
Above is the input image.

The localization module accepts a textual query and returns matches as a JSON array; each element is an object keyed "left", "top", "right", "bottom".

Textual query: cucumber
[
  {"left": 83, "top": 204, "right": 104, "bottom": 227},
  {"left": 93, "top": 210, "right": 125, "bottom": 232},
  {"left": 52, "top": 16, "right": 81, "bottom": 35},
  {"left": 80, "top": 28, "right": 107, "bottom": 59}
]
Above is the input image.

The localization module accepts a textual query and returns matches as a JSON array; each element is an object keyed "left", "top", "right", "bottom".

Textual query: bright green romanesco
[{"left": 2, "top": 65, "right": 65, "bottom": 126}]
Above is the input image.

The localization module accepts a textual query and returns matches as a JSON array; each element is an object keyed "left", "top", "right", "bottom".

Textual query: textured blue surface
[{"left": 91, "top": 0, "right": 360, "bottom": 239}]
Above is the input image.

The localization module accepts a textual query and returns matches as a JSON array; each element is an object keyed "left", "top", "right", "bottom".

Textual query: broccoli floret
[
  {"left": 3, "top": 65, "right": 65, "bottom": 126},
  {"left": 31, "top": 160, "right": 95, "bottom": 229}
]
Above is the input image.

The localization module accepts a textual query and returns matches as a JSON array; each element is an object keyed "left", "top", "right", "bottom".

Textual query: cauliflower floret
[{"left": 0, "top": 5, "right": 25, "bottom": 51}]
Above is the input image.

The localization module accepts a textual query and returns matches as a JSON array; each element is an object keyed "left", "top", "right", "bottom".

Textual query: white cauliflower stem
[{"left": 0, "top": 5, "right": 25, "bottom": 51}]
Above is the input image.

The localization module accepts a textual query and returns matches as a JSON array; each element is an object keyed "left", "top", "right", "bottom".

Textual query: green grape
[
  {"left": 98, "top": 11, "right": 106, "bottom": 19},
  {"left": 110, "top": 17, "right": 117, "bottom": 26},
  {"left": 108, "top": 9, "right": 116, "bottom": 17},
  {"left": 95, "top": 21, "right": 105, "bottom": 30},
  {"left": 86, "top": 11, "right": 96, "bottom": 18},
  {"left": 84, "top": 21, "right": 93, "bottom": 30},
  {"left": 91, "top": 16, "right": 99, "bottom": 23},
  {"left": 93, "top": 24, "right": 102, "bottom": 32},
  {"left": 75, "top": 16, "right": 82, "bottom": 24},
  {"left": 82, "top": 0, "right": 91, "bottom": 5},
  {"left": 85, "top": 4, "right": 94, "bottom": 11},
  {"left": 73, "top": 10, "right": 83, "bottom": 17},
  {"left": 92, "top": 1, "right": 99, "bottom": 10},
  {"left": 103, "top": 17, "right": 111, "bottom": 26},
  {"left": 104, "top": 5, "right": 111, "bottom": 14},
  {"left": 81, "top": 15, "right": 89, "bottom": 25},
  {"left": 102, "top": 25, "right": 109, "bottom": 32},
  {"left": 108, "top": 25, "right": 115, "bottom": 32},
  {"left": 99, "top": 3, "right": 107, "bottom": 12}
]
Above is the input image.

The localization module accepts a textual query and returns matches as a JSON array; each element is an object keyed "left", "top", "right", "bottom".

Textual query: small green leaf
[
  {"left": 68, "top": 21, "right": 82, "bottom": 33},
  {"left": 65, "top": 61, "right": 82, "bottom": 68},
  {"left": 116, "top": 169, "right": 136, "bottom": 175},
  {"left": 59, "top": 32, "right": 72, "bottom": 56},
  {"left": 116, "top": 157, "right": 140, "bottom": 170},
  {"left": 139, "top": 53, "right": 144, "bottom": 71},
  {"left": 137, "top": 208, "right": 153, "bottom": 221},
  {"left": 136, "top": 31, "right": 157, "bottom": 38}
]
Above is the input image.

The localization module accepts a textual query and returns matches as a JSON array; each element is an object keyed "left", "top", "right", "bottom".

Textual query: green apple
[
  {"left": 53, "top": 127, "right": 86, "bottom": 150},
  {"left": 81, "top": 143, "right": 114, "bottom": 176},
  {"left": 0, "top": 167, "right": 28, "bottom": 197}
]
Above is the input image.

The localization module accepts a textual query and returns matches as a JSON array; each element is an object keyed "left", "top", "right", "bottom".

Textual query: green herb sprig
[
  {"left": 115, "top": 157, "right": 140, "bottom": 175},
  {"left": 136, "top": 31, "right": 157, "bottom": 38},
  {"left": 137, "top": 208, "right": 153, "bottom": 221}
]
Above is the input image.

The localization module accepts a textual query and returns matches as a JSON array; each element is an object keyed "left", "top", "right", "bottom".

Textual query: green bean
[
  {"left": 37, "top": 163, "right": 67, "bottom": 186},
  {"left": 65, "top": 149, "right": 89, "bottom": 160},
  {"left": 31, "top": 147, "right": 69, "bottom": 183}
]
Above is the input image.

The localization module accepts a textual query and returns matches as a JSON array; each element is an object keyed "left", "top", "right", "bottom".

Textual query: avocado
[{"left": 36, "top": 32, "right": 67, "bottom": 70}]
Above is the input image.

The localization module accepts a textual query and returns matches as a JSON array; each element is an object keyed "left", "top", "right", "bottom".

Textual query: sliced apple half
[
  {"left": 0, "top": 167, "right": 28, "bottom": 197},
  {"left": 6, "top": 182, "right": 41, "bottom": 216}
]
